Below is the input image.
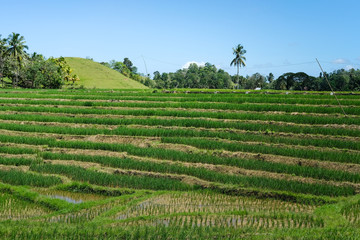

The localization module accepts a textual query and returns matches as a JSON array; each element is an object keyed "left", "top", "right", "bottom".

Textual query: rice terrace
[
  {"left": 1, "top": 1, "right": 360, "bottom": 239},
  {"left": 0, "top": 88, "right": 359, "bottom": 239}
]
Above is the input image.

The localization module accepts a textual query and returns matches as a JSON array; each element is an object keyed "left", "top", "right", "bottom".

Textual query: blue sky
[{"left": 1, "top": 0, "right": 359, "bottom": 78}]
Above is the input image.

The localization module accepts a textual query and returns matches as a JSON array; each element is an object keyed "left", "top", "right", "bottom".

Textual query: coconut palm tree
[
  {"left": 230, "top": 44, "right": 246, "bottom": 86},
  {"left": 0, "top": 35, "right": 7, "bottom": 87},
  {"left": 6, "top": 33, "right": 28, "bottom": 87}
]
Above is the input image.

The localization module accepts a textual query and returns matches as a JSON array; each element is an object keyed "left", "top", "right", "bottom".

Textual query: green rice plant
[
  {"left": 55, "top": 182, "right": 135, "bottom": 196},
  {"left": 39, "top": 152, "right": 355, "bottom": 197},
  {"left": 341, "top": 198, "right": 360, "bottom": 223},
  {"left": 0, "top": 193, "right": 52, "bottom": 220},
  {"left": 3, "top": 89, "right": 359, "bottom": 100},
  {"left": 1, "top": 103, "right": 360, "bottom": 128},
  {"left": 0, "top": 223, "right": 278, "bottom": 240},
  {"left": 30, "top": 164, "right": 198, "bottom": 191},
  {"left": 0, "top": 169, "right": 62, "bottom": 187},
  {"left": 0, "top": 157, "right": 34, "bottom": 166},
  {"left": 112, "top": 126, "right": 359, "bottom": 151},
  {"left": 0, "top": 117, "right": 357, "bottom": 151},
  {"left": 1, "top": 94, "right": 359, "bottom": 106},
  {"left": 0, "top": 110, "right": 358, "bottom": 138},
  {"left": 0, "top": 146, "right": 37, "bottom": 155},
  {"left": 161, "top": 137, "right": 360, "bottom": 164},
  {"left": 0, "top": 133, "right": 359, "bottom": 182},
  {"left": 41, "top": 151, "right": 360, "bottom": 184},
  {"left": 1, "top": 98, "right": 359, "bottom": 115}
]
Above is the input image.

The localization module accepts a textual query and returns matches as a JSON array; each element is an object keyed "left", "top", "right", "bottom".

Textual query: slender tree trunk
[
  {"left": 14, "top": 65, "right": 19, "bottom": 88},
  {"left": 237, "top": 65, "right": 239, "bottom": 88}
]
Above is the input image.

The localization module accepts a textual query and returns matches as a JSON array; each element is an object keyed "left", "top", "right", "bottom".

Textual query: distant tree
[
  {"left": 349, "top": 69, "right": 360, "bottom": 91},
  {"left": 6, "top": 33, "right": 28, "bottom": 87},
  {"left": 153, "top": 71, "right": 164, "bottom": 88},
  {"left": 100, "top": 62, "right": 111, "bottom": 68},
  {"left": 292, "top": 72, "right": 316, "bottom": 91},
  {"left": 170, "top": 70, "right": 185, "bottom": 88},
  {"left": 274, "top": 72, "right": 295, "bottom": 90},
  {"left": 245, "top": 73, "right": 266, "bottom": 89},
  {"left": 232, "top": 75, "right": 246, "bottom": 88},
  {"left": 230, "top": 44, "right": 246, "bottom": 85},
  {"left": 0, "top": 35, "right": 7, "bottom": 87},
  {"left": 330, "top": 73, "right": 349, "bottom": 91},
  {"left": 6, "top": 33, "right": 28, "bottom": 64},
  {"left": 123, "top": 58, "right": 135, "bottom": 73},
  {"left": 22, "top": 58, "right": 64, "bottom": 89},
  {"left": 267, "top": 73, "right": 274, "bottom": 84},
  {"left": 110, "top": 60, "right": 131, "bottom": 77},
  {"left": 144, "top": 77, "right": 156, "bottom": 88},
  {"left": 216, "top": 69, "right": 233, "bottom": 89},
  {"left": 185, "top": 63, "right": 200, "bottom": 88},
  {"left": 153, "top": 71, "right": 161, "bottom": 81},
  {"left": 161, "top": 72, "right": 171, "bottom": 89}
]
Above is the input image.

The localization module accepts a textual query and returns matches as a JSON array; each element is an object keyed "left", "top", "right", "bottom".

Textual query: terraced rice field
[{"left": 0, "top": 89, "right": 359, "bottom": 239}]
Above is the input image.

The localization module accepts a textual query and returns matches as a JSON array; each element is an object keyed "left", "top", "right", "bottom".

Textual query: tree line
[
  {"left": 148, "top": 44, "right": 360, "bottom": 91},
  {"left": 2, "top": 35, "right": 359, "bottom": 91},
  {"left": 0, "top": 33, "right": 78, "bottom": 89},
  {"left": 140, "top": 64, "right": 359, "bottom": 91}
]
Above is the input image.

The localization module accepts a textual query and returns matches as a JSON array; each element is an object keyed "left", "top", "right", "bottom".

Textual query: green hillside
[{"left": 64, "top": 57, "right": 148, "bottom": 89}]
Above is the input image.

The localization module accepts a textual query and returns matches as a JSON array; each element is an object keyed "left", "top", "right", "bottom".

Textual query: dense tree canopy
[
  {"left": 271, "top": 70, "right": 360, "bottom": 91},
  {"left": 0, "top": 33, "right": 77, "bottom": 89},
  {"left": 153, "top": 63, "right": 233, "bottom": 89},
  {"left": 153, "top": 66, "right": 360, "bottom": 91}
]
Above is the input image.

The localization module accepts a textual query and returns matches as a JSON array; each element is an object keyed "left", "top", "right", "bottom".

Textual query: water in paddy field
[
  {"left": 34, "top": 189, "right": 107, "bottom": 203},
  {"left": 49, "top": 195, "right": 83, "bottom": 204}
]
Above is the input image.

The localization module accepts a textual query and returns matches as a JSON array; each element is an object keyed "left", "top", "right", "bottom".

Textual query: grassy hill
[{"left": 64, "top": 57, "right": 148, "bottom": 89}]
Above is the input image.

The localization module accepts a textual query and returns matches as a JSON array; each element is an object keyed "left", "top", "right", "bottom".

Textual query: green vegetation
[
  {"left": 0, "top": 33, "right": 78, "bottom": 89},
  {"left": 0, "top": 169, "right": 62, "bottom": 187},
  {"left": 230, "top": 43, "right": 247, "bottom": 85},
  {"left": 0, "top": 89, "right": 359, "bottom": 239},
  {"left": 1, "top": 33, "right": 359, "bottom": 91},
  {"left": 65, "top": 57, "right": 148, "bottom": 89}
]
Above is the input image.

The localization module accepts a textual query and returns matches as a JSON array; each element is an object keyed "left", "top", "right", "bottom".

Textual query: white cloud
[
  {"left": 332, "top": 58, "right": 349, "bottom": 64},
  {"left": 182, "top": 61, "right": 206, "bottom": 69},
  {"left": 345, "top": 65, "right": 355, "bottom": 70}
]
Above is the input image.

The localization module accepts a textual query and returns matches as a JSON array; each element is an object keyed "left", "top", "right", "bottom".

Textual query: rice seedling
[{"left": 0, "top": 193, "right": 52, "bottom": 220}]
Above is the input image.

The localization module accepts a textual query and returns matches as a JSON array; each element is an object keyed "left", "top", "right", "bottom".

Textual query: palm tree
[
  {"left": 0, "top": 35, "right": 7, "bottom": 87},
  {"left": 230, "top": 44, "right": 246, "bottom": 86},
  {"left": 6, "top": 33, "right": 28, "bottom": 87},
  {"left": 6, "top": 33, "right": 28, "bottom": 63}
]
